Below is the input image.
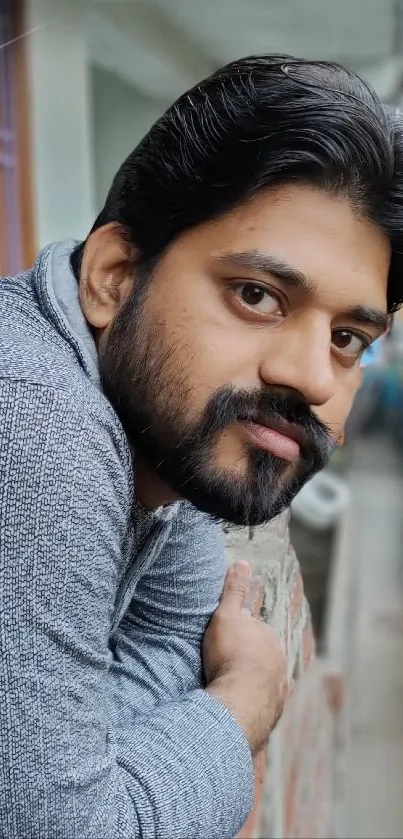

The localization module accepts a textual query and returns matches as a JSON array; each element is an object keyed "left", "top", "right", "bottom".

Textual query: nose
[{"left": 259, "top": 318, "right": 336, "bottom": 407}]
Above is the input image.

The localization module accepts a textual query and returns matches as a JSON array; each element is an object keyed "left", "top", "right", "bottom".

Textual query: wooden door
[{"left": 0, "top": 0, "right": 35, "bottom": 276}]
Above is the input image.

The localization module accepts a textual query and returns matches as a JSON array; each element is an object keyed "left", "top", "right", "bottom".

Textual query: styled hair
[{"left": 74, "top": 55, "right": 403, "bottom": 311}]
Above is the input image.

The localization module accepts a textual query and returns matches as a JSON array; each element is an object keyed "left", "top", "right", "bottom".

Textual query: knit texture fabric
[{"left": 0, "top": 242, "right": 253, "bottom": 839}]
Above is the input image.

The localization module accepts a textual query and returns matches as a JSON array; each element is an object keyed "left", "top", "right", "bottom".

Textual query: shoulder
[
  {"left": 0, "top": 272, "right": 131, "bottom": 480},
  {"left": 0, "top": 268, "right": 84, "bottom": 390},
  {"left": 0, "top": 376, "right": 133, "bottom": 519},
  {"left": 0, "top": 322, "right": 133, "bottom": 525}
]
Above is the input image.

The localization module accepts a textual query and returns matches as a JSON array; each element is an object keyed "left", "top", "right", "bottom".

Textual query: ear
[{"left": 79, "top": 223, "right": 137, "bottom": 331}]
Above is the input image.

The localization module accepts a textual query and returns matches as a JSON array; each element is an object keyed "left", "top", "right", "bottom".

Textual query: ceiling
[{"left": 86, "top": 0, "right": 403, "bottom": 103}]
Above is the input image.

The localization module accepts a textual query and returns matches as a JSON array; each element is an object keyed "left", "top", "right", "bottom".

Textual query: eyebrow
[
  {"left": 346, "top": 305, "right": 388, "bottom": 333},
  {"left": 216, "top": 249, "right": 388, "bottom": 334},
  {"left": 217, "top": 250, "right": 316, "bottom": 294}
]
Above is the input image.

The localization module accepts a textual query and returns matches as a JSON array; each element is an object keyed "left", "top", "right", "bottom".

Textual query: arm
[
  {"left": 108, "top": 503, "right": 226, "bottom": 718},
  {"left": 0, "top": 380, "right": 253, "bottom": 839}
]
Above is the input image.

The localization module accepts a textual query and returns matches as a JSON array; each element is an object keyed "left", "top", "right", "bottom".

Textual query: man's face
[{"left": 93, "top": 184, "right": 390, "bottom": 525}]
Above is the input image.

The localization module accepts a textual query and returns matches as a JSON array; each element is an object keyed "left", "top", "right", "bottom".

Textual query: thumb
[{"left": 220, "top": 561, "right": 252, "bottom": 612}]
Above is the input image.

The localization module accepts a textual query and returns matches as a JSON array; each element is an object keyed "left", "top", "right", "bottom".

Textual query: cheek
[
  {"left": 149, "top": 299, "right": 259, "bottom": 414},
  {"left": 167, "top": 325, "right": 236, "bottom": 414},
  {"left": 146, "top": 313, "right": 226, "bottom": 419},
  {"left": 317, "top": 372, "right": 362, "bottom": 437}
]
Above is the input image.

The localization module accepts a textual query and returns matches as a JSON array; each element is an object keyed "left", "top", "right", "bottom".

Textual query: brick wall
[
  {"left": 261, "top": 662, "right": 342, "bottom": 839},
  {"left": 226, "top": 513, "right": 345, "bottom": 839}
]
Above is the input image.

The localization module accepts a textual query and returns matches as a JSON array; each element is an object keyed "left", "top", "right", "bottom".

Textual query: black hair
[{"left": 72, "top": 55, "right": 403, "bottom": 312}]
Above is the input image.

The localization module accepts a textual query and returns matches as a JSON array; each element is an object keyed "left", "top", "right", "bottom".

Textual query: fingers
[{"left": 220, "top": 561, "right": 252, "bottom": 613}]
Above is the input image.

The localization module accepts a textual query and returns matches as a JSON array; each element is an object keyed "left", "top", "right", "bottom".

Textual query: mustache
[{"left": 199, "top": 386, "right": 334, "bottom": 461}]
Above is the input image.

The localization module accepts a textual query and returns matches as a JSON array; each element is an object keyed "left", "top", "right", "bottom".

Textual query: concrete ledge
[{"left": 229, "top": 505, "right": 351, "bottom": 838}]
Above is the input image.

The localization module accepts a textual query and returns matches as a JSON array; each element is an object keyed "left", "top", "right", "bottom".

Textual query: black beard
[{"left": 99, "top": 284, "right": 335, "bottom": 526}]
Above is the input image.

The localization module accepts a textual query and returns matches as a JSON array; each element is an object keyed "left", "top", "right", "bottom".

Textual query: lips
[{"left": 240, "top": 418, "right": 306, "bottom": 462}]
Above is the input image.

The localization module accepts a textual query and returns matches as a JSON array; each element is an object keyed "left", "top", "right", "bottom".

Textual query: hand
[{"left": 204, "top": 561, "right": 287, "bottom": 753}]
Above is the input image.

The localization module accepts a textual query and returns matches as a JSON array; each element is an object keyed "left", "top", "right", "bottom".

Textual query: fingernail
[{"left": 232, "top": 561, "right": 252, "bottom": 578}]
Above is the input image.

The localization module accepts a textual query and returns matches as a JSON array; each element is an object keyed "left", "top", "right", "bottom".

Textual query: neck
[{"left": 134, "top": 455, "right": 179, "bottom": 510}]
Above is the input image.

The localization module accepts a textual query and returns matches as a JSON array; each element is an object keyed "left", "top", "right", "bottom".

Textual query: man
[{"left": 1, "top": 55, "right": 403, "bottom": 839}]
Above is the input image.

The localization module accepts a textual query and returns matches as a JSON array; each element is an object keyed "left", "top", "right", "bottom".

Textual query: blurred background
[{"left": 1, "top": 1, "right": 403, "bottom": 837}]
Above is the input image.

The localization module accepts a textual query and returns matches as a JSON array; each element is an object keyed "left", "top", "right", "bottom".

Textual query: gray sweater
[{"left": 0, "top": 241, "right": 253, "bottom": 839}]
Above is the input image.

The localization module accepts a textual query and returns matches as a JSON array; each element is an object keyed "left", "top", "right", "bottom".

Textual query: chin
[
  {"left": 190, "top": 491, "right": 290, "bottom": 528},
  {"left": 151, "top": 441, "right": 306, "bottom": 526},
  {"left": 177, "top": 471, "right": 294, "bottom": 527}
]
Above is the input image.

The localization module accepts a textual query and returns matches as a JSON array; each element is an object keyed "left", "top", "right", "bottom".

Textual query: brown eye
[
  {"left": 236, "top": 283, "right": 281, "bottom": 314},
  {"left": 332, "top": 329, "right": 368, "bottom": 358}
]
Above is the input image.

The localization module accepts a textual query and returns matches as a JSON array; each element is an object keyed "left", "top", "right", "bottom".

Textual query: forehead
[{"left": 198, "top": 183, "right": 390, "bottom": 313}]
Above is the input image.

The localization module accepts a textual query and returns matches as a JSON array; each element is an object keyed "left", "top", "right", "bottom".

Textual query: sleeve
[
  {"left": 108, "top": 503, "right": 226, "bottom": 717},
  {"left": 0, "top": 380, "right": 253, "bottom": 839}
]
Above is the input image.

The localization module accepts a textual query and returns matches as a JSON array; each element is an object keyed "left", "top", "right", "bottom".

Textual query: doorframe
[{"left": 10, "top": 0, "right": 36, "bottom": 268}]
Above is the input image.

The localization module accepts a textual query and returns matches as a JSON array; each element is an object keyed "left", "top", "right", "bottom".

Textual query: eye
[
  {"left": 332, "top": 329, "right": 370, "bottom": 359},
  {"left": 234, "top": 283, "right": 282, "bottom": 315}
]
